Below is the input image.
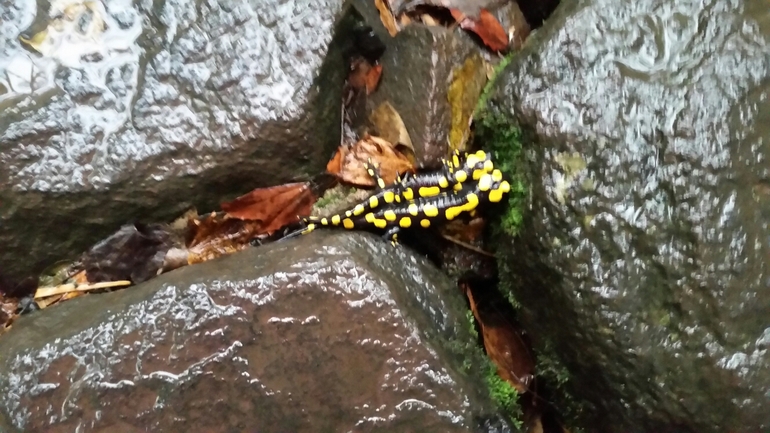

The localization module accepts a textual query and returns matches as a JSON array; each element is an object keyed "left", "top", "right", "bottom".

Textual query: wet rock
[
  {"left": 352, "top": 1, "right": 483, "bottom": 166},
  {"left": 0, "top": 232, "right": 511, "bottom": 432},
  {"left": 484, "top": 0, "right": 770, "bottom": 431},
  {"left": 0, "top": 0, "right": 350, "bottom": 281}
]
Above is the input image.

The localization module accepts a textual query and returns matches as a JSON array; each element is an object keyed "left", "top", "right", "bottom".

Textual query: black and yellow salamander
[
  {"left": 283, "top": 151, "right": 510, "bottom": 245},
  {"left": 347, "top": 149, "right": 497, "bottom": 217}
]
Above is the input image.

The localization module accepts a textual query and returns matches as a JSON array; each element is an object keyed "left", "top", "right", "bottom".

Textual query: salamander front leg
[
  {"left": 364, "top": 159, "right": 387, "bottom": 190},
  {"left": 382, "top": 226, "right": 401, "bottom": 246}
]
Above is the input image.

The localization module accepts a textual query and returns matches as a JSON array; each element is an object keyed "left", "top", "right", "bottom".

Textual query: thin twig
[
  {"left": 34, "top": 280, "right": 132, "bottom": 299},
  {"left": 440, "top": 234, "right": 495, "bottom": 257}
]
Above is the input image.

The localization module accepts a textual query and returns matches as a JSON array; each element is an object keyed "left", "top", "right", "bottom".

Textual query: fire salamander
[
  {"left": 284, "top": 151, "right": 510, "bottom": 245},
  {"left": 349, "top": 149, "right": 497, "bottom": 217}
]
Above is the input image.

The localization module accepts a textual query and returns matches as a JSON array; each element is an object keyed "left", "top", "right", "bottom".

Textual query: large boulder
[
  {"left": 0, "top": 232, "right": 511, "bottom": 432},
  {"left": 483, "top": 0, "right": 770, "bottom": 431},
  {"left": 0, "top": 0, "right": 348, "bottom": 281}
]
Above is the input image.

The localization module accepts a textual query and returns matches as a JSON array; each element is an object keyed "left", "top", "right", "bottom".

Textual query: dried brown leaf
[
  {"left": 451, "top": 8, "right": 509, "bottom": 52},
  {"left": 368, "top": 101, "right": 414, "bottom": 158},
  {"left": 375, "top": 0, "right": 400, "bottom": 36},
  {"left": 365, "top": 64, "right": 383, "bottom": 95},
  {"left": 465, "top": 285, "right": 534, "bottom": 393},
  {"left": 185, "top": 214, "right": 265, "bottom": 265},
  {"left": 334, "top": 134, "right": 415, "bottom": 187},
  {"left": 221, "top": 182, "right": 316, "bottom": 234}
]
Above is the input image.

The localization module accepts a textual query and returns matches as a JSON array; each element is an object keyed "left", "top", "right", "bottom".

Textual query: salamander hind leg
[{"left": 382, "top": 226, "right": 401, "bottom": 247}]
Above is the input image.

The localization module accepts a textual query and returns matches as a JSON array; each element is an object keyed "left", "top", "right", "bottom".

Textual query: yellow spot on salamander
[
  {"left": 492, "top": 169, "right": 503, "bottom": 182},
  {"left": 489, "top": 181, "right": 511, "bottom": 203},
  {"left": 454, "top": 170, "right": 468, "bottom": 183},
  {"left": 466, "top": 154, "right": 481, "bottom": 168},
  {"left": 423, "top": 204, "right": 439, "bottom": 217},
  {"left": 452, "top": 153, "right": 461, "bottom": 168},
  {"left": 453, "top": 183, "right": 463, "bottom": 191},
  {"left": 408, "top": 204, "right": 419, "bottom": 216},
  {"left": 302, "top": 223, "right": 316, "bottom": 234},
  {"left": 377, "top": 178, "right": 386, "bottom": 189},
  {"left": 419, "top": 186, "right": 441, "bottom": 197},
  {"left": 420, "top": 219, "right": 431, "bottom": 228},
  {"left": 478, "top": 174, "right": 492, "bottom": 191},
  {"left": 353, "top": 204, "right": 366, "bottom": 216},
  {"left": 321, "top": 218, "right": 328, "bottom": 225},
  {"left": 438, "top": 177, "right": 449, "bottom": 188},
  {"left": 383, "top": 210, "right": 397, "bottom": 221},
  {"left": 402, "top": 188, "right": 414, "bottom": 200},
  {"left": 374, "top": 218, "right": 387, "bottom": 229},
  {"left": 345, "top": 210, "right": 353, "bottom": 218},
  {"left": 331, "top": 215, "right": 341, "bottom": 225},
  {"left": 444, "top": 193, "right": 479, "bottom": 220},
  {"left": 484, "top": 160, "right": 495, "bottom": 172},
  {"left": 474, "top": 150, "right": 487, "bottom": 161},
  {"left": 369, "top": 196, "right": 379, "bottom": 208},
  {"left": 384, "top": 191, "right": 395, "bottom": 203},
  {"left": 343, "top": 218, "right": 355, "bottom": 229},
  {"left": 399, "top": 217, "right": 412, "bottom": 228},
  {"left": 472, "top": 168, "right": 486, "bottom": 180},
  {"left": 395, "top": 195, "right": 401, "bottom": 203},
  {"left": 365, "top": 213, "right": 376, "bottom": 223}
]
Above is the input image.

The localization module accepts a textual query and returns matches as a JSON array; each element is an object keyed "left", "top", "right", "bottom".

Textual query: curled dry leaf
[
  {"left": 329, "top": 134, "right": 415, "bottom": 187},
  {"left": 185, "top": 213, "right": 266, "bottom": 265},
  {"left": 1, "top": 295, "right": 18, "bottom": 333},
  {"left": 368, "top": 101, "right": 415, "bottom": 158},
  {"left": 375, "top": 0, "right": 400, "bottom": 36},
  {"left": 450, "top": 8, "right": 509, "bottom": 52},
  {"left": 348, "top": 57, "right": 384, "bottom": 95},
  {"left": 80, "top": 223, "right": 173, "bottom": 285},
  {"left": 464, "top": 284, "right": 535, "bottom": 393},
  {"left": 221, "top": 182, "right": 316, "bottom": 234}
]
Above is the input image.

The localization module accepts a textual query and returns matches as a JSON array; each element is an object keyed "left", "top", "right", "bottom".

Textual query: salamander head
[{"left": 477, "top": 170, "right": 511, "bottom": 203}]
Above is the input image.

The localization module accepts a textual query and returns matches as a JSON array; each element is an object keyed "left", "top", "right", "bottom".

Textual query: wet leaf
[
  {"left": 348, "top": 57, "right": 383, "bottom": 95},
  {"left": 221, "top": 182, "right": 316, "bottom": 234},
  {"left": 450, "top": 8, "right": 509, "bottom": 52},
  {"left": 375, "top": 0, "right": 400, "bottom": 36},
  {"left": 185, "top": 213, "right": 266, "bottom": 265},
  {"left": 368, "top": 101, "right": 415, "bottom": 159},
  {"left": 331, "top": 134, "right": 415, "bottom": 187},
  {"left": 464, "top": 283, "right": 534, "bottom": 393},
  {"left": 0, "top": 295, "right": 19, "bottom": 333},
  {"left": 79, "top": 223, "right": 174, "bottom": 284},
  {"left": 365, "top": 64, "right": 383, "bottom": 94}
]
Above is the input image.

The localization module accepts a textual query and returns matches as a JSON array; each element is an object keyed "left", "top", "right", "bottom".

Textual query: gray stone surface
[
  {"left": 0, "top": 232, "right": 512, "bottom": 432},
  {"left": 0, "top": 0, "right": 348, "bottom": 281},
  {"left": 486, "top": 0, "right": 770, "bottom": 431}
]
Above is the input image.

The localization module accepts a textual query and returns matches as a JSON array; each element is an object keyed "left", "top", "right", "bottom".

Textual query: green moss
[
  {"left": 484, "top": 362, "right": 523, "bottom": 429},
  {"left": 475, "top": 53, "right": 515, "bottom": 117}
]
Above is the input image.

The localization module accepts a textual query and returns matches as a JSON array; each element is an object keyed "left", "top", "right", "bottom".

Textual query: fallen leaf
[
  {"left": 450, "top": 8, "right": 509, "bottom": 52},
  {"left": 368, "top": 101, "right": 415, "bottom": 158},
  {"left": 0, "top": 295, "right": 18, "bottom": 333},
  {"left": 332, "top": 134, "right": 415, "bottom": 187},
  {"left": 221, "top": 182, "right": 316, "bottom": 234},
  {"left": 326, "top": 148, "right": 344, "bottom": 175},
  {"left": 375, "top": 0, "right": 400, "bottom": 36},
  {"left": 365, "top": 64, "right": 383, "bottom": 94},
  {"left": 80, "top": 223, "right": 174, "bottom": 284},
  {"left": 464, "top": 283, "right": 534, "bottom": 393},
  {"left": 185, "top": 213, "right": 266, "bottom": 265}
]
